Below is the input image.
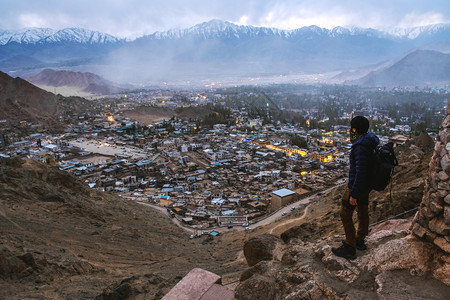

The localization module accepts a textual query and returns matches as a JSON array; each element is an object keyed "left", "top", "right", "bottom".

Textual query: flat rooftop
[{"left": 272, "top": 188, "right": 296, "bottom": 197}]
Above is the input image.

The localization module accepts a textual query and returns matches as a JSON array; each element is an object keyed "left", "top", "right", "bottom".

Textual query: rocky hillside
[
  {"left": 236, "top": 220, "right": 449, "bottom": 299},
  {"left": 0, "top": 158, "right": 248, "bottom": 299},
  {"left": 27, "top": 69, "right": 127, "bottom": 95},
  {"left": 0, "top": 71, "right": 96, "bottom": 128}
]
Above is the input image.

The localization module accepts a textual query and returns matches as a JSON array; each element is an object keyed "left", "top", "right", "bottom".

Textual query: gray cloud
[{"left": 1, "top": 0, "right": 449, "bottom": 38}]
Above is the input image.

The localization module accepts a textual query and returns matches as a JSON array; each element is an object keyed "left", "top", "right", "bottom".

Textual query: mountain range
[
  {"left": 0, "top": 20, "right": 449, "bottom": 87},
  {"left": 0, "top": 27, "right": 121, "bottom": 45}
]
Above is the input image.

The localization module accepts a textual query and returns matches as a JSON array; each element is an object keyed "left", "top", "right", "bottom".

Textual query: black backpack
[{"left": 369, "top": 142, "right": 398, "bottom": 191}]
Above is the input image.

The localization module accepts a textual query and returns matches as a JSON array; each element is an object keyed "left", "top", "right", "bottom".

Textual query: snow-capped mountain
[
  {"left": 143, "top": 19, "right": 450, "bottom": 42},
  {"left": 1, "top": 20, "right": 449, "bottom": 86},
  {"left": 384, "top": 23, "right": 450, "bottom": 39},
  {"left": 2, "top": 20, "right": 448, "bottom": 47},
  {"left": 147, "top": 19, "right": 288, "bottom": 40},
  {"left": 0, "top": 27, "right": 122, "bottom": 45},
  {"left": 2, "top": 20, "right": 449, "bottom": 46}
]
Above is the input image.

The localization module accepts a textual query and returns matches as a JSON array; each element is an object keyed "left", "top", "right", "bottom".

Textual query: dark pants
[{"left": 340, "top": 188, "right": 369, "bottom": 248}]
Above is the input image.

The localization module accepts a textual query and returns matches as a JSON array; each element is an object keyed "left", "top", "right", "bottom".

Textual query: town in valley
[{"left": 0, "top": 84, "right": 447, "bottom": 234}]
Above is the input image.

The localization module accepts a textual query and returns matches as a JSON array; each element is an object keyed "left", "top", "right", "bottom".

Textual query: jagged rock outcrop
[
  {"left": 236, "top": 220, "right": 450, "bottom": 299},
  {"left": 411, "top": 100, "right": 450, "bottom": 256},
  {"left": 243, "top": 234, "right": 284, "bottom": 267}
]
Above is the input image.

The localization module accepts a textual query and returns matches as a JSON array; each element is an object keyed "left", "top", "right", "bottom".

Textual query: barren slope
[
  {"left": 0, "top": 158, "right": 250, "bottom": 299},
  {"left": 0, "top": 71, "right": 96, "bottom": 128}
]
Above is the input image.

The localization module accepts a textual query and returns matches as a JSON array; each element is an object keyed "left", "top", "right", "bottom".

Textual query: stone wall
[{"left": 411, "top": 100, "right": 450, "bottom": 253}]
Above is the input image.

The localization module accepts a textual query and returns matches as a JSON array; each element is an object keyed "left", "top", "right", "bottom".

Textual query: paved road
[{"left": 137, "top": 185, "right": 340, "bottom": 235}]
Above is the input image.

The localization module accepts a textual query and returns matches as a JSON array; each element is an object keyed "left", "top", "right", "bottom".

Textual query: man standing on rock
[{"left": 332, "top": 116, "right": 379, "bottom": 259}]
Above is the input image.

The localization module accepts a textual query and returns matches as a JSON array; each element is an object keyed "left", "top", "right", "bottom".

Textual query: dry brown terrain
[
  {"left": 0, "top": 158, "right": 256, "bottom": 299},
  {"left": 123, "top": 107, "right": 174, "bottom": 124},
  {"left": 0, "top": 71, "right": 96, "bottom": 128}
]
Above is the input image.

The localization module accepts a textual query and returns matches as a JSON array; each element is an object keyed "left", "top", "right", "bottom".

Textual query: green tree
[
  {"left": 290, "top": 135, "right": 308, "bottom": 148},
  {"left": 414, "top": 122, "right": 427, "bottom": 134}
]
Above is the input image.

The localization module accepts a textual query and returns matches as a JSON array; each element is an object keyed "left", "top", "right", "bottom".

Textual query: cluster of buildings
[{"left": 0, "top": 108, "right": 411, "bottom": 230}]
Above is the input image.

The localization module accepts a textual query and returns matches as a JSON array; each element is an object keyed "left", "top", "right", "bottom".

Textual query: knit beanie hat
[{"left": 350, "top": 116, "right": 369, "bottom": 134}]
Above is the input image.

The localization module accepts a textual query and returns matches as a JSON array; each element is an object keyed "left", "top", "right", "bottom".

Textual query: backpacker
[{"left": 369, "top": 142, "right": 398, "bottom": 191}]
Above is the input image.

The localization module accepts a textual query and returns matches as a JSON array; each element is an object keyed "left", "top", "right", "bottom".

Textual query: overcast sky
[{"left": 1, "top": 0, "right": 449, "bottom": 38}]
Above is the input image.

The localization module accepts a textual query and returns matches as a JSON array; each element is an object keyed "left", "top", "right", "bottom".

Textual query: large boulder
[
  {"left": 243, "top": 234, "right": 284, "bottom": 267},
  {"left": 368, "top": 235, "right": 434, "bottom": 275},
  {"left": 235, "top": 274, "right": 276, "bottom": 300}
]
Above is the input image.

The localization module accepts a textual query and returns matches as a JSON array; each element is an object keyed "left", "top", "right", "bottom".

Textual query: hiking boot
[
  {"left": 332, "top": 241, "right": 356, "bottom": 260},
  {"left": 341, "top": 239, "right": 367, "bottom": 251},
  {"left": 356, "top": 239, "right": 367, "bottom": 251}
]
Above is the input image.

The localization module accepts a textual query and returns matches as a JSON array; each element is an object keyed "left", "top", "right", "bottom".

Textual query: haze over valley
[{"left": 1, "top": 20, "right": 450, "bottom": 88}]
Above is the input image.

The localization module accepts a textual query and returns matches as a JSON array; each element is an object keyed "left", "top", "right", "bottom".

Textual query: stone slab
[
  {"left": 200, "top": 284, "right": 235, "bottom": 300},
  {"left": 162, "top": 268, "right": 221, "bottom": 300}
]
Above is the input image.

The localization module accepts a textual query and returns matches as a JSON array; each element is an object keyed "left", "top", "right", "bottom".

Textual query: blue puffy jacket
[{"left": 348, "top": 132, "right": 379, "bottom": 200}]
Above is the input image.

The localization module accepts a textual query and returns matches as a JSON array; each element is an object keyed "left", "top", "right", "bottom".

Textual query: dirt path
[
  {"left": 137, "top": 185, "right": 342, "bottom": 235},
  {"left": 137, "top": 202, "right": 195, "bottom": 234},
  {"left": 268, "top": 205, "right": 310, "bottom": 234},
  {"left": 0, "top": 205, "right": 25, "bottom": 230}
]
